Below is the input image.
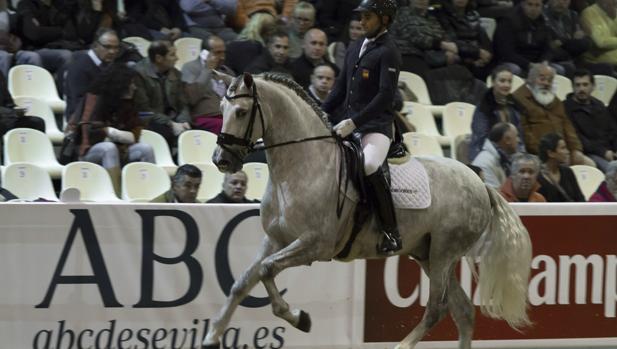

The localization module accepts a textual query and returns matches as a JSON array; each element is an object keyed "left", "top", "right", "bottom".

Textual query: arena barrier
[{"left": 0, "top": 202, "right": 615, "bottom": 349}]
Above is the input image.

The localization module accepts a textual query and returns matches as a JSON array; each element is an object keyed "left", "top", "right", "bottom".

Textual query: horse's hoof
[
  {"left": 296, "top": 310, "right": 312, "bottom": 332},
  {"left": 202, "top": 343, "right": 220, "bottom": 349}
]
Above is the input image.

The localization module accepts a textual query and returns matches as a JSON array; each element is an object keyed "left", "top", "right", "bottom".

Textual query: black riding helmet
[{"left": 353, "top": 0, "right": 398, "bottom": 20}]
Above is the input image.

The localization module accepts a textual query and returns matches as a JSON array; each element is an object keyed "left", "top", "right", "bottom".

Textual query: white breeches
[{"left": 361, "top": 132, "right": 391, "bottom": 175}]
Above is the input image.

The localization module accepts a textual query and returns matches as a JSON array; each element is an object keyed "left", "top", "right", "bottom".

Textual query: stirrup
[{"left": 377, "top": 231, "right": 402, "bottom": 255}]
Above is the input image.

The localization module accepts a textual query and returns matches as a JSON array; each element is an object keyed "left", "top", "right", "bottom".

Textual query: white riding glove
[{"left": 333, "top": 119, "right": 356, "bottom": 138}]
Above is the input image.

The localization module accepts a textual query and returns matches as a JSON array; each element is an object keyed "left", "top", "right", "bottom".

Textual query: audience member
[
  {"left": 500, "top": 153, "right": 546, "bottom": 202},
  {"left": 65, "top": 28, "right": 119, "bottom": 120},
  {"left": 581, "top": 0, "right": 617, "bottom": 66},
  {"left": 151, "top": 164, "right": 202, "bottom": 203},
  {"left": 288, "top": 1, "right": 316, "bottom": 60},
  {"left": 390, "top": 0, "right": 459, "bottom": 76},
  {"left": 0, "top": 0, "right": 42, "bottom": 77},
  {"left": 290, "top": 28, "right": 337, "bottom": 89},
  {"left": 318, "top": 0, "right": 361, "bottom": 43},
  {"left": 493, "top": 0, "right": 569, "bottom": 77},
  {"left": 307, "top": 64, "right": 335, "bottom": 103},
  {"left": 564, "top": 70, "right": 617, "bottom": 172},
  {"left": 73, "top": 63, "right": 155, "bottom": 196},
  {"left": 228, "top": 0, "right": 297, "bottom": 31},
  {"left": 589, "top": 160, "right": 617, "bottom": 202},
  {"left": 471, "top": 65, "right": 525, "bottom": 160},
  {"left": 181, "top": 36, "right": 234, "bottom": 135},
  {"left": 16, "top": 0, "right": 76, "bottom": 85},
  {"left": 543, "top": 0, "right": 614, "bottom": 76},
  {"left": 179, "top": 0, "right": 237, "bottom": 43},
  {"left": 537, "top": 133, "right": 585, "bottom": 201},
  {"left": 475, "top": 0, "right": 512, "bottom": 19},
  {"left": 472, "top": 122, "right": 519, "bottom": 188},
  {"left": 142, "top": 0, "right": 187, "bottom": 41},
  {"left": 207, "top": 171, "right": 259, "bottom": 203},
  {"left": 330, "top": 12, "right": 364, "bottom": 70},
  {"left": 134, "top": 40, "right": 191, "bottom": 146},
  {"left": 226, "top": 12, "right": 276, "bottom": 73},
  {"left": 73, "top": 0, "right": 119, "bottom": 45},
  {"left": 512, "top": 62, "right": 590, "bottom": 165},
  {"left": 435, "top": 0, "right": 493, "bottom": 79},
  {"left": 246, "top": 28, "right": 293, "bottom": 75}
]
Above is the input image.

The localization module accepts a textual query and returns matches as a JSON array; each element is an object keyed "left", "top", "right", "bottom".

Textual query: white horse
[{"left": 203, "top": 72, "right": 532, "bottom": 349}]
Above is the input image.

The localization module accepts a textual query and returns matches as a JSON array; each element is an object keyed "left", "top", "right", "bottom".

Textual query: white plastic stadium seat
[
  {"left": 403, "top": 132, "right": 444, "bottom": 157},
  {"left": 3, "top": 128, "right": 64, "bottom": 178},
  {"left": 486, "top": 73, "right": 525, "bottom": 92},
  {"left": 139, "top": 130, "right": 178, "bottom": 175},
  {"left": 553, "top": 74, "right": 573, "bottom": 101},
  {"left": 398, "top": 71, "right": 444, "bottom": 116},
  {"left": 122, "top": 36, "right": 151, "bottom": 58},
  {"left": 8, "top": 64, "right": 66, "bottom": 114},
  {"left": 13, "top": 97, "right": 64, "bottom": 144},
  {"left": 62, "top": 162, "right": 121, "bottom": 202},
  {"left": 178, "top": 130, "right": 218, "bottom": 165},
  {"left": 121, "top": 162, "right": 171, "bottom": 202},
  {"left": 570, "top": 165, "right": 605, "bottom": 201},
  {"left": 243, "top": 162, "right": 269, "bottom": 201},
  {"left": 442, "top": 102, "right": 474, "bottom": 157},
  {"left": 194, "top": 162, "right": 225, "bottom": 202},
  {"left": 174, "top": 37, "right": 203, "bottom": 70},
  {"left": 1, "top": 163, "right": 58, "bottom": 201},
  {"left": 592, "top": 74, "right": 617, "bottom": 106},
  {"left": 402, "top": 102, "right": 449, "bottom": 146}
]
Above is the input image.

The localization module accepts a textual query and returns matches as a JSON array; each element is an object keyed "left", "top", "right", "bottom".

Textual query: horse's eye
[{"left": 237, "top": 110, "right": 247, "bottom": 118}]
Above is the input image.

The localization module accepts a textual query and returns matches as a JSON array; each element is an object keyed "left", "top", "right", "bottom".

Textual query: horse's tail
[{"left": 476, "top": 186, "right": 532, "bottom": 330}]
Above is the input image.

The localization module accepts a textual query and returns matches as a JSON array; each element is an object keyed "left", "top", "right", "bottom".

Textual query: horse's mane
[{"left": 260, "top": 72, "right": 332, "bottom": 129}]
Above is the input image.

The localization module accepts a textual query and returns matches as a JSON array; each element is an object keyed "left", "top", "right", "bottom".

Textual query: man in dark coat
[
  {"left": 564, "top": 70, "right": 617, "bottom": 172},
  {"left": 290, "top": 28, "right": 338, "bottom": 89},
  {"left": 64, "top": 29, "right": 119, "bottom": 120},
  {"left": 246, "top": 29, "right": 293, "bottom": 76},
  {"left": 322, "top": 0, "right": 402, "bottom": 255},
  {"left": 207, "top": 171, "right": 259, "bottom": 203}
]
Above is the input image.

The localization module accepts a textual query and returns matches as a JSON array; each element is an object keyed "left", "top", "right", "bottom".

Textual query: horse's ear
[
  {"left": 212, "top": 69, "right": 233, "bottom": 86},
  {"left": 243, "top": 72, "right": 254, "bottom": 89}
]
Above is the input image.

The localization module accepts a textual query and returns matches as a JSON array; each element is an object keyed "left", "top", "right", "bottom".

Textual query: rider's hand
[{"left": 333, "top": 119, "right": 356, "bottom": 138}]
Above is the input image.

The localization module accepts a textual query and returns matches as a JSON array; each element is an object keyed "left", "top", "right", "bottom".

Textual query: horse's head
[{"left": 213, "top": 72, "right": 263, "bottom": 173}]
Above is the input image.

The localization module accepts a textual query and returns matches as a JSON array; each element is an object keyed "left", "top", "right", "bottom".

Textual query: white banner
[
  {"left": 2, "top": 202, "right": 616, "bottom": 349},
  {"left": 0, "top": 203, "right": 360, "bottom": 349}
]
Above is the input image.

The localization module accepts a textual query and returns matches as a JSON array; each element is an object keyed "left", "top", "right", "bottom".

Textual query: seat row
[
  {"left": 2, "top": 128, "right": 223, "bottom": 177},
  {"left": 1, "top": 161, "right": 269, "bottom": 203},
  {"left": 398, "top": 71, "right": 617, "bottom": 119}
]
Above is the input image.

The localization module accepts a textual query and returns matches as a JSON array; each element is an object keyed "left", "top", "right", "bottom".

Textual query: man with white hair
[
  {"left": 512, "top": 62, "right": 591, "bottom": 165},
  {"left": 589, "top": 161, "right": 617, "bottom": 202}
]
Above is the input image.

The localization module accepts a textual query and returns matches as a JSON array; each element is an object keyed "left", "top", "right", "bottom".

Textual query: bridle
[
  {"left": 217, "top": 83, "right": 336, "bottom": 162},
  {"left": 218, "top": 81, "right": 351, "bottom": 218}
]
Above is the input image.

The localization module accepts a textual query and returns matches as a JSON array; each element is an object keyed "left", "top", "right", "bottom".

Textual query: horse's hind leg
[
  {"left": 447, "top": 268, "right": 474, "bottom": 349},
  {"left": 395, "top": 259, "right": 451, "bottom": 349},
  {"left": 203, "top": 237, "right": 279, "bottom": 348}
]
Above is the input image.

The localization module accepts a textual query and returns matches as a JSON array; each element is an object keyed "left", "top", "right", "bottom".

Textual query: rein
[{"left": 219, "top": 81, "right": 349, "bottom": 217}]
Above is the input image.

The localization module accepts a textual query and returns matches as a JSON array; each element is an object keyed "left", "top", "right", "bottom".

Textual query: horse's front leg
[
  {"left": 258, "top": 235, "right": 336, "bottom": 333},
  {"left": 203, "top": 237, "right": 279, "bottom": 349}
]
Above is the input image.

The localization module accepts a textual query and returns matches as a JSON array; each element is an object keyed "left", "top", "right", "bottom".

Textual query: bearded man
[{"left": 512, "top": 62, "right": 592, "bottom": 165}]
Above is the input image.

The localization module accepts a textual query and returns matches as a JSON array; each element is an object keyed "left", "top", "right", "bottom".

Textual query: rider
[{"left": 322, "top": 0, "right": 402, "bottom": 255}]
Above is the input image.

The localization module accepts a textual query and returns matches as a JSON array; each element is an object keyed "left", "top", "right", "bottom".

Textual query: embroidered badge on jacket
[{"left": 362, "top": 69, "right": 370, "bottom": 79}]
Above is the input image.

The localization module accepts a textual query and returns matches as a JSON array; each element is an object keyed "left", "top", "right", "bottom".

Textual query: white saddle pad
[{"left": 390, "top": 157, "right": 431, "bottom": 209}]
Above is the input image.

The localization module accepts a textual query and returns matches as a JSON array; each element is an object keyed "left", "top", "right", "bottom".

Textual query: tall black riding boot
[{"left": 366, "top": 167, "right": 402, "bottom": 255}]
